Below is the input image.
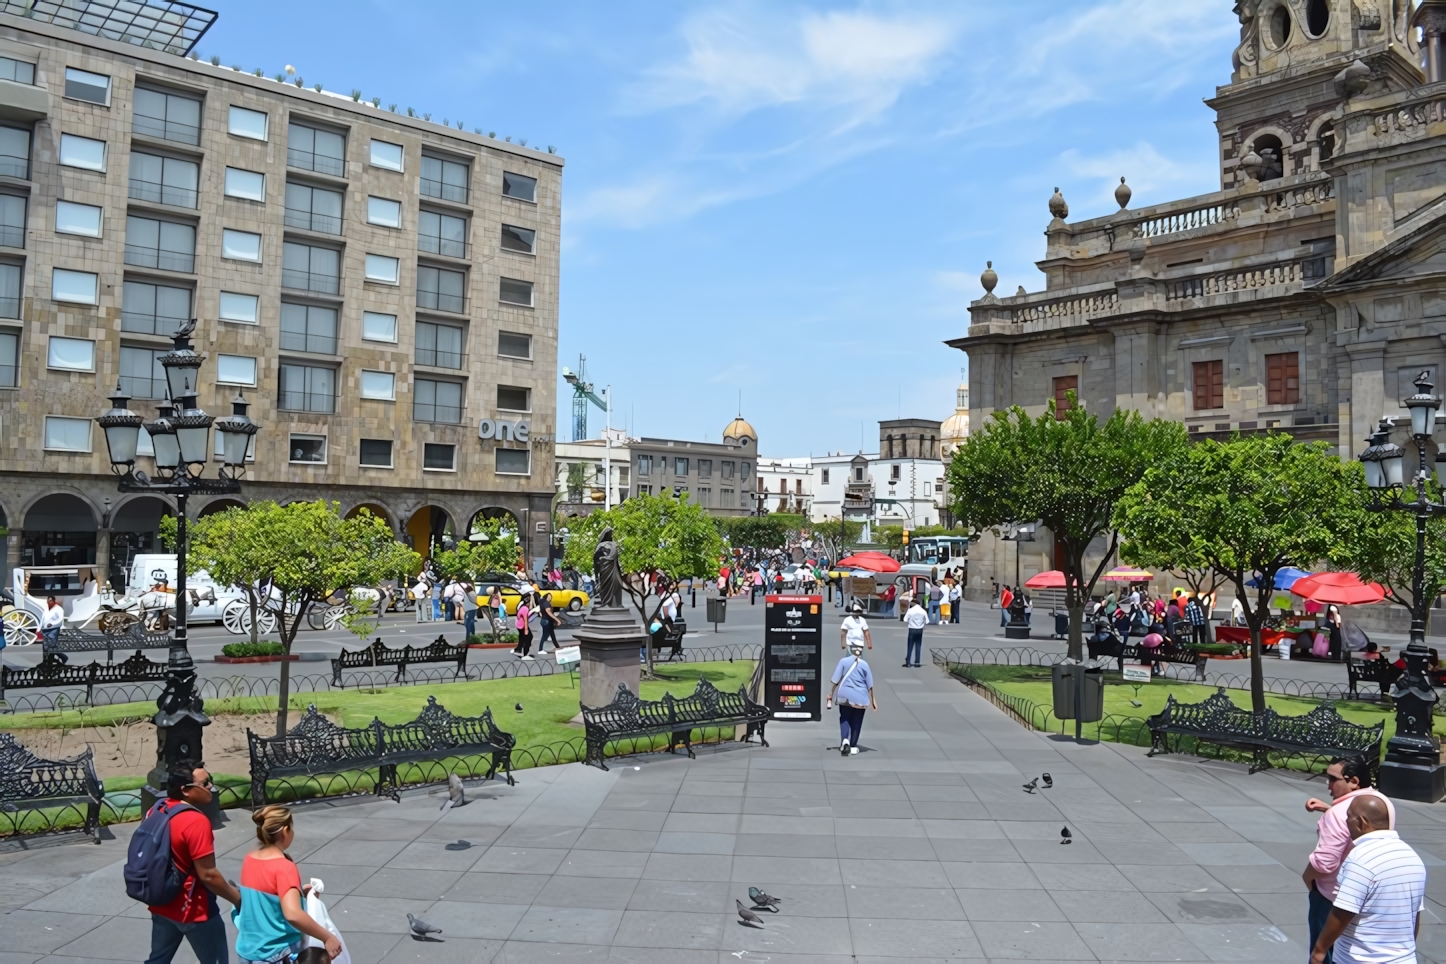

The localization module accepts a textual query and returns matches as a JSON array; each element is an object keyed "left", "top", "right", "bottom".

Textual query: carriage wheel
[
  {"left": 322, "top": 604, "right": 352, "bottom": 632},
  {"left": 306, "top": 607, "right": 328, "bottom": 631},
  {"left": 99, "top": 611, "right": 140, "bottom": 636},
  {"left": 3, "top": 609, "right": 38, "bottom": 646},
  {"left": 257, "top": 609, "right": 279, "bottom": 635},
  {"left": 222, "top": 600, "right": 251, "bottom": 635}
]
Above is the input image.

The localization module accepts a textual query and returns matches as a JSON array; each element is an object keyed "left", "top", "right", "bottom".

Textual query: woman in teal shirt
[{"left": 234, "top": 805, "right": 341, "bottom": 963}]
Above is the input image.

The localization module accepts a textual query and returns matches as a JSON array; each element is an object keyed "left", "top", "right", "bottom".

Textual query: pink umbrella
[
  {"left": 1290, "top": 572, "right": 1385, "bottom": 606},
  {"left": 1024, "top": 570, "right": 1067, "bottom": 589}
]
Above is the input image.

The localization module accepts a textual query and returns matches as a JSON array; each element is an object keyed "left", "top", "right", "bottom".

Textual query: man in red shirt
[{"left": 146, "top": 761, "right": 242, "bottom": 964}]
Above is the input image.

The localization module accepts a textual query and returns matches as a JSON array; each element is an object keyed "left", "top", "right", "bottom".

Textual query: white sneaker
[
  {"left": 850, "top": 746, "right": 859, "bottom": 755},
  {"left": 840, "top": 739, "right": 850, "bottom": 757},
  {"left": 522, "top": 655, "right": 535, "bottom": 661}
]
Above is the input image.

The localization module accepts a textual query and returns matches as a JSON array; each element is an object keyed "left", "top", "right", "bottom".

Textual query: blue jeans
[
  {"left": 147, "top": 913, "right": 228, "bottom": 964},
  {"left": 432, "top": 597, "right": 442, "bottom": 619},
  {"left": 838, "top": 704, "right": 866, "bottom": 746},
  {"left": 1308, "top": 883, "right": 1334, "bottom": 964},
  {"left": 464, "top": 609, "right": 477, "bottom": 637},
  {"left": 906, "top": 627, "right": 922, "bottom": 666},
  {"left": 928, "top": 601, "right": 940, "bottom": 624}
]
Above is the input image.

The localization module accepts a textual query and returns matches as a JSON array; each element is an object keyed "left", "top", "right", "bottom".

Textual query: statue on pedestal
[{"left": 593, "top": 526, "right": 624, "bottom": 609}]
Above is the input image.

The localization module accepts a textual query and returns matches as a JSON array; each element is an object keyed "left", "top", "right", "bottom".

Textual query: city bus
[{"left": 907, "top": 535, "right": 969, "bottom": 582}]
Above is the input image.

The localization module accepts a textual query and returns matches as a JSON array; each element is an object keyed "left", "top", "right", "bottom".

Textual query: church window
[
  {"left": 1265, "top": 352, "right": 1300, "bottom": 405},
  {"left": 1193, "top": 361, "right": 1224, "bottom": 411},
  {"left": 1305, "top": 0, "right": 1328, "bottom": 37},
  {"left": 1267, "top": 4, "right": 1291, "bottom": 48},
  {"left": 1251, "top": 134, "right": 1285, "bottom": 180},
  {"left": 1053, "top": 375, "right": 1078, "bottom": 419}
]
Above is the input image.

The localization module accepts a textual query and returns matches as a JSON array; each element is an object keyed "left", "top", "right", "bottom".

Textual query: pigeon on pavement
[
  {"left": 408, "top": 913, "right": 444, "bottom": 941},
  {"left": 736, "top": 900, "right": 765, "bottom": 927},
  {"left": 439, "top": 774, "right": 467, "bottom": 813},
  {"left": 443, "top": 839, "right": 471, "bottom": 851},
  {"left": 1021, "top": 777, "right": 1038, "bottom": 794},
  {"left": 1041, "top": 773, "right": 1053, "bottom": 788},
  {"left": 1060, "top": 827, "right": 1072, "bottom": 844},
  {"left": 748, "top": 887, "right": 782, "bottom": 910}
]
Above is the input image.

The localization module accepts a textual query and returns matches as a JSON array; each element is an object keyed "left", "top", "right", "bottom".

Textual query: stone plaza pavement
[{"left": 6, "top": 639, "right": 1446, "bottom": 963}]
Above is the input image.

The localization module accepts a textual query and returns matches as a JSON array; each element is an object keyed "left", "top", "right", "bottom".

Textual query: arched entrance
[
  {"left": 22, "top": 494, "right": 99, "bottom": 567},
  {"left": 468, "top": 507, "right": 519, "bottom": 540},
  {"left": 198, "top": 498, "right": 246, "bottom": 518},
  {"left": 109, "top": 495, "right": 174, "bottom": 591},
  {"left": 406, "top": 506, "right": 454, "bottom": 560},
  {"left": 346, "top": 502, "right": 395, "bottom": 532}
]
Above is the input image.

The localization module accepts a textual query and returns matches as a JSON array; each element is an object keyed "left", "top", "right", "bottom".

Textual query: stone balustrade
[
  {"left": 1165, "top": 259, "right": 1326, "bottom": 301},
  {"left": 1010, "top": 292, "right": 1120, "bottom": 327},
  {"left": 1130, "top": 201, "right": 1242, "bottom": 239}
]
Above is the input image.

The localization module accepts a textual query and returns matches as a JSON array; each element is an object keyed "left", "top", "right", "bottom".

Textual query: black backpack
[{"left": 123, "top": 801, "right": 192, "bottom": 906}]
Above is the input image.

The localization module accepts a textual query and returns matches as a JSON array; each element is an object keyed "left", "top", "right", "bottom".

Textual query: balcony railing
[
  {"left": 416, "top": 288, "right": 465, "bottom": 313},
  {"left": 418, "top": 234, "right": 468, "bottom": 259},
  {"left": 124, "top": 243, "right": 194, "bottom": 273},
  {"left": 284, "top": 208, "right": 342, "bottom": 235},
  {"left": 0, "top": 224, "right": 22, "bottom": 248},
  {"left": 121, "top": 311, "right": 189, "bottom": 335},
  {"left": 420, "top": 177, "right": 467, "bottom": 204},
  {"left": 287, "top": 147, "right": 344, "bottom": 178},
  {"left": 0, "top": 155, "right": 27, "bottom": 179},
  {"left": 119, "top": 374, "right": 167, "bottom": 399},
  {"left": 414, "top": 401, "right": 463, "bottom": 423},
  {"left": 281, "top": 268, "right": 341, "bottom": 295},
  {"left": 132, "top": 113, "right": 199, "bottom": 146},
  {"left": 128, "top": 178, "right": 197, "bottom": 209},
  {"left": 279, "top": 390, "right": 336, "bottom": 414},
  {"left": 415, "top": 346, "right": 463, "bottom": 369},
  {"left": 279, "top": 330, "right": 338, "bottom": 355}
]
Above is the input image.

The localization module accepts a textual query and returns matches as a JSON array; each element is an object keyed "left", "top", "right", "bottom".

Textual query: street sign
[
  {"left": 764, "top": 594, "right": 823, "bottom": 721},
  {"left": 1121, "top": 661, "right": 1151, "bottom": 684},
  {"left": 555, "top": 645, "right": 581, "bottom": 665}
]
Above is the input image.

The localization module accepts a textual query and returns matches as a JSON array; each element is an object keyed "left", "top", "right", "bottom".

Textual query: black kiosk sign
[{"left": 764, "top": 594, "right": 823, "bottom": 721}]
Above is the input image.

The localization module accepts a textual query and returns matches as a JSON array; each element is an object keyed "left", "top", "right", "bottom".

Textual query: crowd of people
[{"left": 407, "top": 564, "right": 566, "bottom": 660}]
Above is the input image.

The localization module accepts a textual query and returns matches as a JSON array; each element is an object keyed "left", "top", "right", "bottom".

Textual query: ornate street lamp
[
  {"left": 1357, "top": 370, "right": 1446, "bottom": 803},
  {"left": 97, "top": 319, "right": 261, "bottom": 810}
]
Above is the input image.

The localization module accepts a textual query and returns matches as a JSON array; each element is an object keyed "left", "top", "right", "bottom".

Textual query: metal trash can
[
  {"left": 1051, "top": 662, "right": 1104, "bottom": 722},
  {"left": 706, "top": 597, "right": 727, "bottom": 627},
  {"left": 1053, "top": 612, "right": 1070, "bottom": 639}
]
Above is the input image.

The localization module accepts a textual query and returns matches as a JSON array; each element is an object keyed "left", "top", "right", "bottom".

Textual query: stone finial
[
  {"left": 1016, "top": 286, "right": 1027, "bottom": 296},
  {"left": 1114, "top": 176, "right": 1132, "bottom": 209},
  {"left": 1239, "top": 149, "right": 1264, "bottom": 182},
  {"left": 980, "top": 261, "right": 998, "bottom": 294},
  {"left": 1334, "top": 59, "right": 1371, "bottom": 96},
  {"left": 1048, "top": 187, "right": 1069, "bottom": 220}
]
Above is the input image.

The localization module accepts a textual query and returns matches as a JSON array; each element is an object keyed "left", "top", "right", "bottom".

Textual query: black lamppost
[
  {"left": 96, "top": 319, "right": 259, "bottom": 809},
  {"left": 1358, "top": 369, "right": 1446, "bottom": 803}
]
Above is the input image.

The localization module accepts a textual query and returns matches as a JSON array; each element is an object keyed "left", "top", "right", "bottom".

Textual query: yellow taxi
[{"left": 475, "top": 574, "right": 590, "bottom": 614}]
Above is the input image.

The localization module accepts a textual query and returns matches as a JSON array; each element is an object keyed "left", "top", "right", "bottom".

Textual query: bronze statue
[{"left": 593, "top": 526, "right": 624, "bottom": 608}]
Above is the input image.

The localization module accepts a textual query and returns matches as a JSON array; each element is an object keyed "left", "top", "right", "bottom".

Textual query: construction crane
[{"left": 562, "top": 355, "right": 615, "bottom": 509}]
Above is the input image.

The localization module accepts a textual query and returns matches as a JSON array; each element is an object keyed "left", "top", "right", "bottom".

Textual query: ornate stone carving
[
  {"left": 1335, "top": 59, "right": 1372, "bottom": 97},
  {"left": 1048, "top": 187, "right": 1069, "bottom": 221},
  {"left": 1354, "top": 0, "right": 1383, "bottom": 29},
  {"left": 980, "top": 261, "right": 998, "bottom": 295},
  {"left": 1233, "top": 0, "right": 1260, "bottom": 77}
]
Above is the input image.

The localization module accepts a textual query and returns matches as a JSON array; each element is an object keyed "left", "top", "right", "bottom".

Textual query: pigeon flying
[
  {"left": 408, "top": 913, "right": 444, "bottom": 941},
  {"left": 1041, "top": 773, "right": 1053, "bottom": 788},
  {"left": 439, "top": 773, "right": 467, "bottom": 813},
  {"left": 1021, "top": 777, "right": 1038, "bottom": 794},
  {"left": 748, "top": 886, "right": 782, "bottom": 910},
  {"left": 1060, "top": 827, "right": 1072, "bottom": 844},
  {"left": 736, "top": 899, "right": 765, "bottom": 927}
]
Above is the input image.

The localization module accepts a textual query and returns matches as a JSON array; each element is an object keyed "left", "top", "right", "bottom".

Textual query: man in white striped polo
[{"left": 1310, "top": 795, "right": 1426, "bottom": 964}]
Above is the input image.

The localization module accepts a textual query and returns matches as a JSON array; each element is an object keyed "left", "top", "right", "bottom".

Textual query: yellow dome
[
  {"left": 941, "top": 410, "right": 970, "bottom": 441},
  {"left": 723, "top": 417, "right": 757, "bottom": 441}
]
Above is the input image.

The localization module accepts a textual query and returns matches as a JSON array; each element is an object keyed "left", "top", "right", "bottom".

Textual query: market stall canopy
[
  {"left": 1246, "top": 566, "right": 1313, "bottom": 590},
  {"left": 1290, "top": 572, "right": 1386, "bottom": 606},
  {"left": 1024, "top": 570, "right": 1067, "bottom": 589},
  {"left": 1102, "top": 567, "right": 1153, "bottom": 582},
  {"left": 836, "top": 552, "right": 901, "bottom": 573}
]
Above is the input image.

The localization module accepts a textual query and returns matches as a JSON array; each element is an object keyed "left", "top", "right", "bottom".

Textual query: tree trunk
[
  {"left": 1247, "top": 619, "right": 1265, "bottom": 713},
  {"left": 248, "top": 587, "right": 260, "bottom": 646},
  {"left": 275, "top": 603, "right": 306, "bottom": 736},
  {"left": 1067, "top": 602, "right": 1085, "bottom": 661}
]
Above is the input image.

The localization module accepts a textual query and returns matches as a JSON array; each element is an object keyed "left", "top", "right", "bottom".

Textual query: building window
[
  {"left": 359, "top": 438, "right": 393, "bottom": 467},
  {"left": 364, "top": 254, "right": 400, "bottom": 285},
  {"left": 417, "top": 264, "right": 465, "bottom": 313},
  {"left": 1193, "top": 360, "right": 1224, "bottom": 411},
  {"left": 287, "top": 122, "right": 345, "bottom": 177},
  {"left": 281, "top": 241, "right": 339, "bottom": 292},
  {"left": 499, "top": 277, "right": 533, "bottom": 307},
  {"left": 416, "top": 320, "right": 464, "bottom": 369},
  {"left": 278, "top": 363, "right": 336, "bottom": 413},
  {"left": 420, "top": 154, "right": 468, "bottom": 203},
  {"left": 637, "top": 454, "right": 652, "bottom": 476},
  {"left": 64, "top": 67, "right": 110, "bottom": 105},
  {"left": 366, "top": 195, "right": 400, "bottom": 228},
  {"left": 47, "top": 335, "right": 94, "bottom": 371},
  {"left": 741, "top": 462, "right": 752, "bottom": 479},
  {"left": 497, "top": 384, "right": 530, "bottom": 412},
  {"left": 721, "top": 488, "right": 735, "bottom": 508},
  {"left": 419, "top": 209, "right": 467, "bottom": 258},
  {"left": 44, "top": 415, "right": 91, "bottom": 451},
  {"left": 362, "top": 311, "right": 397, "bottom": 343},
  {"left": 414, "top": 377, "right": 463, "bottom": 423},
  {"left": 360, "top": 370, "right": 395, "bottom": 400},
  {"left": 60, "top": 134, "right": 106, "bottom": 172},
  {"left": 503, "top": 171, "right": 536, "bottom": 202},
  {"left": 56, "top": 199, "right": 101, "bottom": 238},
  {"left": 674, "top": 457, "right": 689, "bottom": 476},
  {"left": 0, "top": 57, "right": 35, "bottom": 85},
  {"left": 423, "top": 442, "right": 456, "bottom": 471},
  {"left": 0, "top": 126, "right": 28, "bottom": 178},
  {"left": 1052, "top": 375, "right": 1078, "bottom": 419},
  {"left": 369, "top": 139, "right": 403, "bottom": 171},
  {"left": 228, "top": 106, "right": 268, "bottom": 140},
  {"left": 0, "top": 328, "right": 16, "bottom": 386},
  {"left": 795, "top": 479, "right": 803, "bottom": 495},
  {"left": 219, "top": 291, "right": 258, "bottom": 324},
  {"left": 698, "top": 459, "right": 712, "bottom": 478},
  {"left": 289, "top": 433, "right": 326, "bottom": 463},
  {"left": 1266, "top": 351, "right": 1300, "bottom": 405},
  {"left": 222, "top": 228, "right": 262, "bottom": 262},
  {"left": 853, "top": 466, "right": 864, "bottom": 482},
  {"left": 280, "top": 302, "right": 338, "bottom": 355},
  {"left": 284, "top": 182, "right": 342, "bottom": 234},
  {"left": 134, "top": 87, "right": 201, "bottom": 145},
  {"left": 498, "top": 331, "right": 531, "bottom": 359},
  {"left": 52, "top": 268, "right": 97, "bottom": 304},
  {"left": 124, "top": 215, "right": 195, "bottom": 273},
  {"left": 496, "top": 448, "right": 530, "bottom": 474},
  {"left": 890, "top": 464, "right": 901, "bottom": 481},
  {"left": 122, "top": 280, "right": 190, "bottom": 334},
  {"left": 129, "top": 152, "right": 198, "bottom": 207},
  {"left": 821, "top": 468, "right": 830, "bottom": 485},
  {"left": 118, "top": 345, "right": 166, "bottom": 397},
  {"left": 0, "top": 194, "right": 23, "bottom": 248},
  {"left": 722, "top": 460, "right": 735, "bottom": 480},
  {"left": 216, "top": 354, "right": 257, "bottom": 386},
  {"left": 697, "top": 486, "right": 711, "bottom": 506},
  {"left": 500, "top": 224, "right": 535, "bottom": 254}
]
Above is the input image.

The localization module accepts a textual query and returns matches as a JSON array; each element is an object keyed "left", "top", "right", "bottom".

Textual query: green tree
[
  {"left": 1114, "top": 433, "right": 1359, "bottom": 711},
  {"left": 948, "top": 396, "right": 1188, "bottom": 659},
  {"left": 716, "top": 515, "right": 792, "bottom": 551},
  {"left": 564, "top": 493, "right": 723, "bottom": 676},
  {"left": 565, "top": 462, "right": 589, "bottom": 502},
  {"left": 432, "top": 518, "right": 520, "bottom": 640},
  {"left": 184, "top": 500, "right": 419, "bottom": 733}
]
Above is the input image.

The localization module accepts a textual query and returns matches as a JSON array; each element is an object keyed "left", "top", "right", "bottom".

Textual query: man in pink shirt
[{"left": 1303, "top": 757, "right": 1397, "bottom": 964}]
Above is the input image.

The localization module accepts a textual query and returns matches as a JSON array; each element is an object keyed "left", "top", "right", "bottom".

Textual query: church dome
[
  {"left": 939, "top": 383, "right": 970, "bottom": 458},
  {"left": 723, "top": 417, "right": 757, "bottom": 443}
]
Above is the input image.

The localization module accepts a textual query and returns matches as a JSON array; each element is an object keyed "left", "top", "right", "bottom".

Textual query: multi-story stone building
[
  {"left": 806, "top": 419, "right": 945, "bottom": 530},
  {"left": 0, "top": 1, "right": 561, "bottom": 587},
  {"left": 949, "top": 0, "right": 1446, "bottom": 599}
]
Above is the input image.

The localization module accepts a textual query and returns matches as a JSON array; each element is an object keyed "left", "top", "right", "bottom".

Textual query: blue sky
[{"left": 209, "top": 0, "right": 1238, "bottom": 456}]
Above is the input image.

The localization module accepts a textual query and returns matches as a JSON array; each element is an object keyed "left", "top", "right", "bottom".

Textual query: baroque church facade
[{"left": 949, "top": 0, "right": 1446, "bottom": 600}]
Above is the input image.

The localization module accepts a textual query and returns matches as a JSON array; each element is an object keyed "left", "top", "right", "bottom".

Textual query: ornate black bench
[
  {"left": 0, "top": 734, "right": 104, "bottom": 842},
  {"left": 652, "top": 618, "right": 688, "bottom": 661},
  {"left": 330, "top": 635, "right": 469, "bottom": 685},
  {"left": 246, "top": 696, "right": 514, "bottom": 806},
  {"left": 1147, "top": 689, "right": 1383, "bottom": 776},
  {"left": 0, "top": 651, "right": 168, "bottom": 703},
  {"left": 1087, "top": 628, "right": 1209, "bottom": 679},
  {"left": 47, "top": 626, "right": 172, "bottom": 661},
  {"left": 1347, "top": 656, "right": 1401, "bottom": 701},
  {"left": 581, "top": 678, "right": 768, "bottom": 770}
]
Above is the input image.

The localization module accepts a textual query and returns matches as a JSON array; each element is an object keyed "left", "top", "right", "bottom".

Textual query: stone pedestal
[{"left": 575, "top": 606, "right": 645, "bottom": 708}]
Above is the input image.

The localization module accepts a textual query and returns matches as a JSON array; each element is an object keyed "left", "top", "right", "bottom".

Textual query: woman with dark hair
[{"left": 536, "top": 593, "right": 558, "bottom": 654}]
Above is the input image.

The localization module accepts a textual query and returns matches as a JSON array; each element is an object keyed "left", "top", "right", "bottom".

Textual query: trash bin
[
  {"left": 1053, "top": 612, "right": 1070, "bottom": 640},
  {"left": 706, "top": 597, "right": 727, "bottom": 627},
  {"left": 1051, "top": 662, "right": 1104, "bottom": 722}
]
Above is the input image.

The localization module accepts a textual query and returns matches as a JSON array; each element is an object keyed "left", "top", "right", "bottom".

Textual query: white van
[{"left": 124, "top": 553, "right": 237, "bottom": 624}]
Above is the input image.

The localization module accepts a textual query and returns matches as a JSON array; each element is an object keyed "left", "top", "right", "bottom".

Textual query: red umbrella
[
  {"left": 836, "top": 551, "right": 901, "bottom": 573},
  {"left": 1024, "top": 570, "right": 1067, "bottom": 589},
  {"left": 1290, "top": 572, "right": 1385, "bottom": 606}
]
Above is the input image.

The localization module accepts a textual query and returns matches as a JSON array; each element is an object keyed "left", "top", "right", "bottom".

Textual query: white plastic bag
[{"left": 304, "top": 878, "right": 352, "bottom": 964}]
